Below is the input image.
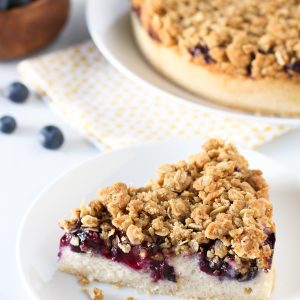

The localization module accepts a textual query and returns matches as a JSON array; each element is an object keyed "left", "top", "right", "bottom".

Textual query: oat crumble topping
[
  {"left": 59, "top": 139, "right": 275, "bottom": 276},
  {"left": 77, "top": 274, "right": 91, "bottom": 286},
  {"left": 131, "top": 0, "right": 300, "bottom": 81},
  {"left": 89, "top": 288, "right": 103, "bottom": 300}
]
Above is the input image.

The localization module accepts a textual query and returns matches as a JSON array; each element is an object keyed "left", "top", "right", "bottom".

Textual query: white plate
[
  {"left": 17, "top": 140, "right": 300, "bottom": 300},
  {"left": 86, "top": 0, "right": 300, "bottom": 125}
]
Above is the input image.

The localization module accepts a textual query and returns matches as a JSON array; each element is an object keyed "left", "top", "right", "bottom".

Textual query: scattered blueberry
[
  {"left": 0, "top": 115, "right": 17, "bottom": 134},
  {"left": 39, "top": 125, "right": 64, "bottom": 150},
  {"left": 0, "top": 0, "right": 9, "bottom": 10},
  {"left": 5, "top": 81, "right": 30, "bottom": 103}
]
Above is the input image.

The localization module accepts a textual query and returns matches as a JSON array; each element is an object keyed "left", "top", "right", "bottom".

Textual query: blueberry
[
  {"left": 189, "top": 44, "right": 213, "bottom": 64},
  {"left": 0, "top": 115, "right": 17, "bottom": 134},
  {"left": 162, "top": 265, "right": 176, "bottom": 282},
  {"left": 291, "top": 60, "right": 300, "bottom": 73},
  {"left": 0, "top": 0, "right": 9, "bottom": 10},
  {"left": 39, "top": 125, "right": 64, "bottom": 150},
  {"left": 5, "top": 82, "right": 30, "bottom": 103},
  {"left": 9, "top": 0, "right": 31, "bottom": 7}
]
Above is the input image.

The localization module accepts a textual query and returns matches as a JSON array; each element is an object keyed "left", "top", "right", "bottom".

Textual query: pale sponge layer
[{"left": 59, "top": 248, "right": 273, "bottom": 300}]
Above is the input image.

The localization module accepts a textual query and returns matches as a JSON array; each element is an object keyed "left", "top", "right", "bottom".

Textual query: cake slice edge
[{"left": 59, "top": 247, "right": 274, "bottom": 300}]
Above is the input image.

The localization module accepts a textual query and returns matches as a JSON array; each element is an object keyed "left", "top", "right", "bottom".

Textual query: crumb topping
[
  {"left": 77, "top": 274, "right": 90, "bottom": 286},
  {"left": 131, "top": 0, "right": 300, "bottom": 81},
  {"left": 89, "top": 288, "right": 103, "bottom": 300},
  {"left": 59, "top": 139, "right": 275, "bottom": 272}
]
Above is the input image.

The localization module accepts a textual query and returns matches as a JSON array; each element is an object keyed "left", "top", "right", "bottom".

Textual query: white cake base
[
  {"left": 59, "top": 248, "right": 274, "bottom": 300},
  {"left": 131, "top": 13, "right": 300, "bottom": 117}
]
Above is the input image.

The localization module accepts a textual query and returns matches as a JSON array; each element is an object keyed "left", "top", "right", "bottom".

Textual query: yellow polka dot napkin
[{"left": 18, "top": 42, "right": 293, "bottom": 151}]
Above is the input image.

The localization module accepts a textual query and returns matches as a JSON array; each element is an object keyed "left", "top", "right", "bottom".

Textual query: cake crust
[{"left": 130, "top": 0, "right": 300, "bottom": 116}]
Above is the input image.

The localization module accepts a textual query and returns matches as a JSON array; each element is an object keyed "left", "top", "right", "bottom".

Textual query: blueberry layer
[
  {"left": 189, "top": 44, "right": 214, "bottom": 64},
  {"left": 59, "top": 230, "right": 275, "bottom": 283},
  {"left": 198, "top": 241, "right": 258, "bottom": 282},
  {"left": 285, "top": 60, "right": 300, "bottom": 73},
  {"left": 59, "top": 230, "right": 176, "bottom": 283}
]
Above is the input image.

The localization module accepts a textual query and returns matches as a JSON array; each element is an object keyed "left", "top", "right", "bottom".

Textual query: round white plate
[
  {"left": 17, "top": 140, "right": 300, "bottom": 300},
  {"left": 86, "top": 0, "right": 300, "bottom": 125}
]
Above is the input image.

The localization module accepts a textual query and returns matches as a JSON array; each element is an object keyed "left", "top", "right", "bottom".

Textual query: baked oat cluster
[
  {"left": 84, "top": 287, "right": 135, "bottom": 300},
  {"left": 59, "top": 139, "right": 275, "bottom": 274},
  {"left": 131, "top": 0, "right": 300, "bottom": 81}
]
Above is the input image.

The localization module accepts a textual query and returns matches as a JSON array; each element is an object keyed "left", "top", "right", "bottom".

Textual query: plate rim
[{"left": 86, "top": 0, "right": 300, "bottom": 125}]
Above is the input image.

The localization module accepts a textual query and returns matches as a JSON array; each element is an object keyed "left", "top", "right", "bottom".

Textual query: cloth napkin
[{"left": 18, "top": 42, "right": 293, "bottom": 151}]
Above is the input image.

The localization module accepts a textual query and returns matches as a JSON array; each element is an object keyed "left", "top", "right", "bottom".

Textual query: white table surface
[{"left": 0, "top": 1, "right": 299, "bottom": 299}]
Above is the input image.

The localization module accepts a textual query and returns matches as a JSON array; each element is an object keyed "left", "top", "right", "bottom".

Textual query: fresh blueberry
[
  {"left": 5, "top": 81, "right": 30, "bottom": 103},
  {"left": 0, "top": 115, "right": 17, "bottom": 134},
  {"left": 9, "top": 0, "right": 31, "bottom": 7},
  {"left": 39, "top": 125, "right": 64, "bottom": 150},
  {"left": 0, "top": 0, "right": 9, "bottom": 10}
]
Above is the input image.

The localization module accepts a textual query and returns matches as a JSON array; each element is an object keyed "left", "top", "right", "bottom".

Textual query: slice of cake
[
  {"left": 58, "top": 139, "right": 275, "bottom": 300},
  {"left": 130, "top": 0, "right": 300, "bottom": 116}
]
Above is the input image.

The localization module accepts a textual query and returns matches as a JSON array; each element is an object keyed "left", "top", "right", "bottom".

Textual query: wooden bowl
[{"left": 0, "top": 0, "right": 70, "bottom": 60}]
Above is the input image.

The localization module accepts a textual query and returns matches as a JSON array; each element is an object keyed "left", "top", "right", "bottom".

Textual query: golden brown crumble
[
  {"left": 124, "top": 297, "right": 136, "bottom": 300},
  {"left": 131, "top": 0, "right": 300, "bottom": 81},
  {"left": 114, "top": 282, "right": 121, "bottom": 289},
  {"left": 59, "top": 139, "right": 275, "bottom": 271},
  {"left": 77, "top": 274, "right": 90, "bottom": 286},
  {"left": 89, "top": 288, "right": 103, "bottom": 300}
]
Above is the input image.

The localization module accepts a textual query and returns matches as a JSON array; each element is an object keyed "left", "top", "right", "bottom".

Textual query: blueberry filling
[
  {"left": 147, "top": 27, "right": 160, "bottom": 42},
  {"left": 60, "top": 230, "right": 274, "bottom": 283},
  {"left": 285, "top": 60, "right": 300, "bottom": 73},
  {"left": 258, "top": 48, "right": 273, "bottom": 55},
  {"left": 234, "top": 166, "right": 241, "bottom": 172},
  {"left": 246, "top": 63, "right": 252, "bottom": 76},
  {"left": 263, "top": 232, "right": 276, "bottom": 271},
  {"left": 132, "top": 5, "right": 141, "bottom": 17},
  {"left": 245, "top": 53, "right": 256, "bottom": 77},
  {"left": 199, "top": 233, "right": 275, "bottom": 281},
  {"left": 198, "top": 241, "right": 258, "bottom": 282},
  {"left": 264, "top": 232, "right": 275, "bottom": 250},
  {"left": 189, "top": 44, "right": 214, "bottom": 64},
  {"left": 59, "top": 230, "right": 176, "bottom": 283}
]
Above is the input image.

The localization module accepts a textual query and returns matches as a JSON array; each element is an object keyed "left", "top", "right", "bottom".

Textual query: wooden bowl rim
[{"left": 0, "top": 0, "right": 69, "bottom": 16}]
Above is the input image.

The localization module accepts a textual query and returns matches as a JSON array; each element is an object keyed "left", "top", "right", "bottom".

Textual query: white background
[{"left": 0, "top": 0, "right": 300, "bottom": 299}]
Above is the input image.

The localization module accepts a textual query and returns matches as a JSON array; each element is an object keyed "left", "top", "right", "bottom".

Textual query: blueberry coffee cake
[
  {"left": 58, "top": 139, "right": 275, "bottom": 300},
  {"left": 131, "top": 0, "right": 300, "bottom": 116}
]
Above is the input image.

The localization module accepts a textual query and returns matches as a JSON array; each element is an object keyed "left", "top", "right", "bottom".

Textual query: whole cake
[
  {"left": 130, "top": 0, "right": 300, "bottom": 116},
  {"left": 58, "top": 139, "right": 275, "bottom": 299}
]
